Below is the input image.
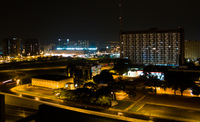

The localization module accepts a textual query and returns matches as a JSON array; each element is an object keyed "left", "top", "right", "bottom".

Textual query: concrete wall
[{"left": 2, "top": 93, "right": 41, "bottom": 110}]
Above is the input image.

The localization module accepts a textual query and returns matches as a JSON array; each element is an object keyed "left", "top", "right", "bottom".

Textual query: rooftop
[
  {"left": 120, "top": 28, "right": 184, "bottom": 34},
  {"left": 32, "top": 74, "right": 71, "bottom": 81}
]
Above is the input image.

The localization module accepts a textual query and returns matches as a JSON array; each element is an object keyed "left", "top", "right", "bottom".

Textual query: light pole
[{"left": 111, "top": 92, "right": 114, "bottom": 101}]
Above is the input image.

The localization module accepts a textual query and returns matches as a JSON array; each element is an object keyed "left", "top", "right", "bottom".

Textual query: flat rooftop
[{"left": 32, "top": 74, "right": 71, "bottom": 81}]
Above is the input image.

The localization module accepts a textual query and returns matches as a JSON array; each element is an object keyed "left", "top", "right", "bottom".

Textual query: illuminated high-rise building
[
  {"left": 57, "top": 39, "right": 69, "bottom": 48},
  {"left": 3, "top": 38, "right": 22, "bottom": 57},
  {"left": 25, "top": 39, "right": 40, "bottom": 56},
  {"left": 185, "top": 40, "right": 200, "bottom": 59},
  {"left": 120, "top": 28, "right": 184, "bottom": 66}
]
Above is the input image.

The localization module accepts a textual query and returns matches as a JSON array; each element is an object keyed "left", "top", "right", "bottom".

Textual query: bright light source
[
  {"left": 16, "top": 79, "right": 20, "bottom": 85},
  {"left": 3, "top": 79, "right": 12, "bottom": 84},
  {"left": 118, "top": 112, "right": 123, "bottom": 116},
  {"left": 35, "top": 97, "right": 40, "bottom": 101},
  {"left": 55, "top": 93, "right": 60, "bottom": 97}
]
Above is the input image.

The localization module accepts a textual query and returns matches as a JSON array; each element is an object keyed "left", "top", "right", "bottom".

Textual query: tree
[
  {"left": 113, "top": 59, "right": 132, "bottom": 75},
  {"left": 165, "top": 71, "right": 179, "bottom": 95},
  {"left": 165, "top": 71, "right": 195, "bottom": 95},
  {"left": 100, "top": 70, "right": 114, "bottom": 84},
  {"left": 192, "top": 85, "right": 200, "bottom": 97},
  {"left": 76, "top": 88, "right": 92, "bottom": 102},
  {"left": 83, "top": 82, "right": 98, "bottom": 90},
  {"left": 96, "top": 95, "right": 112, "bottom": 106},
  {"left": 108, "top": 81, "right": 125, "bottom": 92},
  {"left": 179, "top": 73, "right": 195, "bottom": 96},
  {"left": 93, "top": 70, "right": 114, "bottom": 84},
  {"left": 143, "top": 65, "right": 154, "bottom": 77},
  {"left": 147, "top": 76, "right": 161, "bottom": 94},
  {"left": 93, "top": 75, "right": 101, "bottom": 84},
  {"left": 160, "top": 81, "right": 168, "bottom": 92}
]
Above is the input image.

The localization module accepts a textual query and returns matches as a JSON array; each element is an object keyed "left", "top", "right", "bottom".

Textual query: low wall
[{"left": 1, "top": 92, "right": 41, "bottom": 110}]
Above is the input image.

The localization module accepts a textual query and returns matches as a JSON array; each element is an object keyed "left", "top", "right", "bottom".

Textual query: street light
[
  {"left": 16, "top": 79, "right": 20, "bottom": 85},
  {"left": 35, "top": 97, "right": 40, "bottom": 101},
  {"left": 111, "top": 92, "right": 114, "bottom": 101}
]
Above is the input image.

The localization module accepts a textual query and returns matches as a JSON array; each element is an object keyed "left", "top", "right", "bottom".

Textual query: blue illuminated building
[{"left": 56, "top": 39, "right": 97, "bottom": 51}]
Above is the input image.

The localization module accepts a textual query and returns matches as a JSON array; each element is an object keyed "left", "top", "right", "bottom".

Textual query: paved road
[
  {"left": 10, "top": 85, "right": 191, "bottom": 122},
  {"left": 139, "top": 104, "right": 200, "bottom": 121},
  {"left": 1, "top": 66, "right": 199, "bottom": 122}
]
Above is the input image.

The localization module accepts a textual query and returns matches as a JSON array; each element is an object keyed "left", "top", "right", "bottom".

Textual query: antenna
[{"left": 119, "top": 3, "right": 122, "bottom": 31}]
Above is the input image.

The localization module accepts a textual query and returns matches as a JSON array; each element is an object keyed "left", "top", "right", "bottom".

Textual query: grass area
[{"left": 113, "top": 100, "right": 133, "bottom": 110}]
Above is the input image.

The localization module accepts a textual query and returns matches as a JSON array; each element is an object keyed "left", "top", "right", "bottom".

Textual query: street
[{"left": 1, "top": 66, "right": 200, "bottom": 121}]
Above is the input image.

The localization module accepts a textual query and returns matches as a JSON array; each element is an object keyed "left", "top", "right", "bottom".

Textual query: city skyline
[{"left": 0, "top": 0, "right": 200, "bottom": 45}]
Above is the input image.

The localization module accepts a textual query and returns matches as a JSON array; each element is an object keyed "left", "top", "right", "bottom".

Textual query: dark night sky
[{"left": 0, "top": 0, "right": 200, "bottom": 45}]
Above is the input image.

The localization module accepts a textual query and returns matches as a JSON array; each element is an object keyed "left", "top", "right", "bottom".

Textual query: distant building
[
  {"left": 185, "top": 40, "right": 200, "bottom": 59},
  {"left": 43, "top": 43, "right": 56, "bottom": 54},
  {"left": 32, "top": 74, "right": 74, "bottom": 89},
  {"left": 88, "top": 40, "right": 97, "bottom": 48},
  {"left": 67, "top": 63, "right": 101, "bottom": 80},
  {"left": 103, "top": 41, "right": 120, "bottom": 54},
  {"left": 76, "top": 64, "right": 102, "bottom": 79},
  {"left": 3, "top": 38, "right": 22, "bottom": 57},
  {"left": 56, "top": 39, "right": 97, "bottom": 49},
  {"left": 25, "top": 39, "right": 40, "bottom": 56},
  {"left": 120, "top": 28, "right": 184, "bottom": 66},
  {"left": 0, "top": 45, "right": 3, "bottom": 55},
  {"left": 48, "top": 39, "right": 97, "bottom": 56},
  {"left": 57, "top": 39, "right": 69, "bottom": 49}
]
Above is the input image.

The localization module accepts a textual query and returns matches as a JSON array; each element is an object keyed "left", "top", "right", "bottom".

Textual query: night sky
[{"left": 0, "top": 0, "right": 200, "bottom": 45}]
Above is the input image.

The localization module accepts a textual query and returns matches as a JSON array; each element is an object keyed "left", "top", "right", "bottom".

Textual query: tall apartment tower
[
  {"left": 3, "top": 38, "right": 22, "bottom": 57},
  {"left": 25, "top": 39, "right": 40, "bottom": 56},
  {"left": 120, "top": 28, "right": 184, "bottom": 66},
  {"left": 185, "top": 40, "right": 200, "bottom": 59}
]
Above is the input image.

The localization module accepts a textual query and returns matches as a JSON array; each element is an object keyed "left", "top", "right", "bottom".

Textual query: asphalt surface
[{"left": 139, "top": 104, "right": 200, "bottom": 121}]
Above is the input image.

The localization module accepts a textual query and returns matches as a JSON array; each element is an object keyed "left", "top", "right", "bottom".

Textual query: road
[
  {"left": 139, "top": 104, "right": 200, "bottom": 121},
  {"left": 1, "top": 66, "right": 200, "bottom": 122},
  {"left": 10, "top": 84, "right": 191, "bottom": 122}
]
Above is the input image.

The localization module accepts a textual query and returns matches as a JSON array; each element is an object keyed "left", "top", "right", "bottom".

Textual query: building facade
[
  {"left": 25, "top": 39, "right": 40, "bottom": 56},
  {"left": 3, "top": 38, "right": 22, "bottom": 57},
  {"left": 67, "top": 63, "right": 101, "bottom": 80},
  {"left": 120, "top": 28, "right": 184, "bottom": 66},
  {"left": 32, "top": 74, "right": 74, "bottom": 89},
  {"left": 185, "top": 40, "right": 200, "bottom": 59}
]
